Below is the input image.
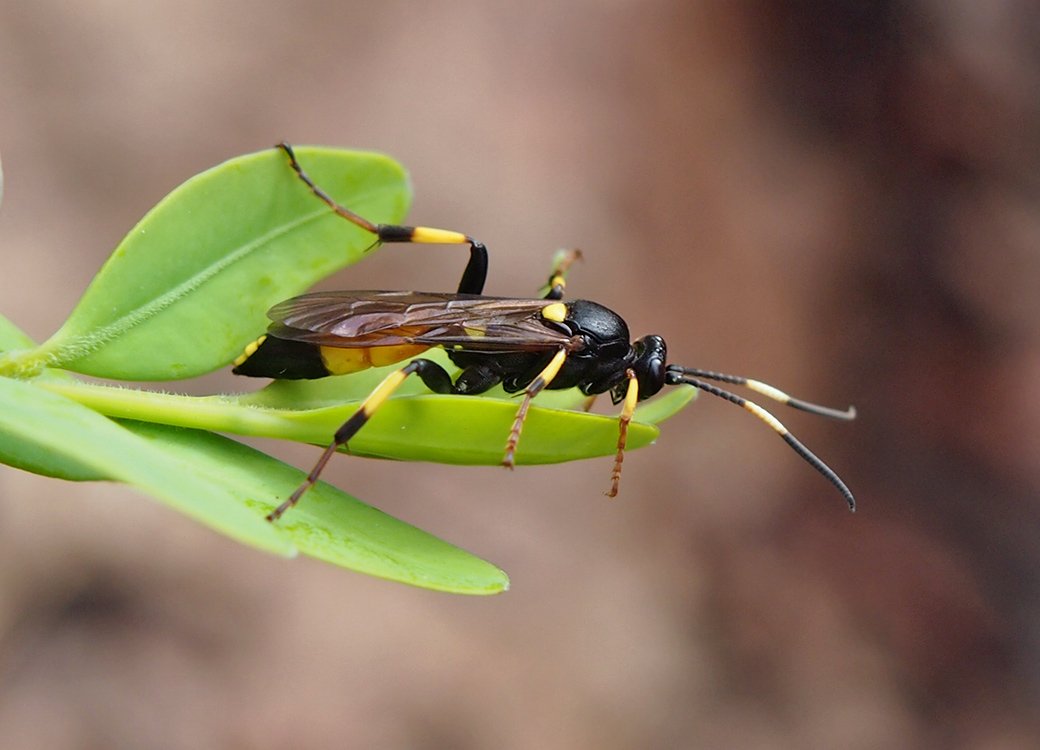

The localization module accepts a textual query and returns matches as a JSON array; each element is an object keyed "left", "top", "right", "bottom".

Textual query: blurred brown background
[{"left": 2, "top": 1, "right": 1039, "bottom": 748}]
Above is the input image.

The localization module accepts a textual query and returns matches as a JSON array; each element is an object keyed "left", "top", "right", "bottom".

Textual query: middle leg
[{"left": 540, "top": 248, "right": 584, "bottom": 300}]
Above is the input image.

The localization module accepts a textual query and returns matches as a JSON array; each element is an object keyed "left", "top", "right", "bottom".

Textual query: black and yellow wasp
[{"left": 234, "top": 144, "right": 856, "bottom": 521}]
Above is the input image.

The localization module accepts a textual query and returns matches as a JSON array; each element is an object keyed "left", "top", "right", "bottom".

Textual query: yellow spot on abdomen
[
  {"left": 369, "top": 344, "right": 430, "bottom": 366},
  {"left": 320, "top": 344, "right": 430, "bottom": 374},
  {"left": 233, "top": 335, "right": 266, "bottom": 367}
]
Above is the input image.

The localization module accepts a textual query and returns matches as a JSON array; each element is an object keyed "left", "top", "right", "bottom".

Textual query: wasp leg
[
  {"left": 277, "top": 142, "right": 488, "bottom": 294},
  {"left": 502, "top": 349, "right": 569, "bottom": 468},
  {"left": 452, "top": 363, "right": 503, "bottom": 395},
  {"left": 267, "top": 358, "right": 453, "bottom": 521},
  {"left": 607, "top": 369, "right": 639, "bottom": 497},
  {"left": 541, "top": 248, "right": 584, "bottom": 300}
]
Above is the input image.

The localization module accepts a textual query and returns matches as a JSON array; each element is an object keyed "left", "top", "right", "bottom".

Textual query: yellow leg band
[
  {"left": 502, "top": 348, "right": 569, "bottom": 468},
  {"left": 361, "top": 368, "right": 411, "bottom": 416},
  {"left": 538, "top": 348, "right": 568, "bottom": 384},
  {"left": 622, "top": 372, "right": 639, "bottom": 418},
  {"left": 410, "top": 227, "right": 470, "bottom": 244}
]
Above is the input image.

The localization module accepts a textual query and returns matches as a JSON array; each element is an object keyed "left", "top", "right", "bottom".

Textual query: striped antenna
[{"left": 666, "top": 366, "right": 856, "bottom": 511}]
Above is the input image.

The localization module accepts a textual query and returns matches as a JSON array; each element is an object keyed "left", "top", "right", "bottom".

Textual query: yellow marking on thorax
[
  {"left": 233, "top": 335, "right": 266, "bottom": 367},
  {"left": 541, "top": 302, "right": 568, "bottom": 323},
  {"left": 320, "top": 344, "right": 430, "bottom": 375}
]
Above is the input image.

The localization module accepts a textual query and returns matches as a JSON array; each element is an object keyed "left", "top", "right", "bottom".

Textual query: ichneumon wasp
[{"left": 233, "top": 143, "right": 856, "bottom": 521}]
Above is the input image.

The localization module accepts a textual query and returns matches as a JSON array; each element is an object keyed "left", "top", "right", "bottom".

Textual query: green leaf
[
  {"left": 118, "top": 422, "right": 508, "bottom": 594},
  {"left": 0, "top": 312, "right": 35, "bottom": 352},
  {"left": 42, "top": 372, "right": 669, "bottom": 466},
  {"left": 221, "top": 351, "right": 693, "bottom": 463},
  {"left": 0, "top": 316, "right": 101, "bottom": 479},
  {"left": 27, "top": 147, "right": 410, "bottom": 380},
  {"left": 632, "top": 384, "right": 697, "bottom": 424},
  {"left": 0, "top": 375, "right": 506, "bottom": 592},
  {"left": 0, "top": 376, "right": 290, "bottom": 554},
  {"left": 0, "top": 416, "right": 109, "bottom": 482}
]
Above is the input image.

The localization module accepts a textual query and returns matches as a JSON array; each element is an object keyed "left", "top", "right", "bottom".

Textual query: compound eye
[
  {"left": 647, "top": 357, "right": 665, "bottom": 386},
  {"left": 633, "top": 335, "right": 668, "bottom": 398},
  {"left": 633, "top": 360, "right": 663, "bottom": 399}
]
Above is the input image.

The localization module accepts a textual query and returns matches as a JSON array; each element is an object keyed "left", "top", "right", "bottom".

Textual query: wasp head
[{"left": 609, "top": 334, "right": 668, "bottom": 404}]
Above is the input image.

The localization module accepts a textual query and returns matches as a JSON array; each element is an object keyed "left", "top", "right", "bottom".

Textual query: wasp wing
[{"left": 266, "top": 291, "right": 578, "bottom": 353}]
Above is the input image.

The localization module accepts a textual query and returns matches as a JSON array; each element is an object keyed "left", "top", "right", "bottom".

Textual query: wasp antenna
[
  {"left": 668, "top": 366, "right": 856, "bottom": 421},
  {"left": 670, "top": 374, "right": 856, "bottom": 511}
]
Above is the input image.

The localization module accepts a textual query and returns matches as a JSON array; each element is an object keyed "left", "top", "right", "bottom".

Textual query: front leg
[{"left": 607, "top": 369, "right": 639, "bottom": 497}]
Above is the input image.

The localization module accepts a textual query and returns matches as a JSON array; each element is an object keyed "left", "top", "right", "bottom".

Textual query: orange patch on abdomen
[{"left": 320, "top": 343, "right": 431, "bottom": 374}]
